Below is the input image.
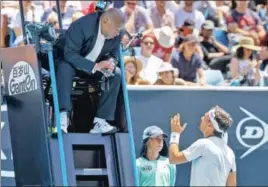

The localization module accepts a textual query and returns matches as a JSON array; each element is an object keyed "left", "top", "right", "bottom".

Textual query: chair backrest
[
  {"left": 203, "top": 69, "right": 225, "bottom": 86},
  {"left": 213, "top": 28, "right": 228, "bottom": 47}
]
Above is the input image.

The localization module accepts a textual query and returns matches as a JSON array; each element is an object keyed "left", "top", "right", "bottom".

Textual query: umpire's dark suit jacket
[{"left": 55, "top": 11, "right": 124, "bottom": 72}]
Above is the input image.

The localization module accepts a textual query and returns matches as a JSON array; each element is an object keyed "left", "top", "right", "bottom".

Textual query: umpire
[{"left": 55, "top": 8, "right": 125, "bottom": 134}]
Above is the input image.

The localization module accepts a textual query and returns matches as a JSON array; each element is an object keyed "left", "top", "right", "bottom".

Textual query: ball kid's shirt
[{"left": 136, "top": 156, "right": 176, "bottom": 186}]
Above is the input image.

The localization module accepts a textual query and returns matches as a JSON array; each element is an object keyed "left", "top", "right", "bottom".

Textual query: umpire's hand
[{"left": 95, "top": 60, "right": 115, "bottom": 72}]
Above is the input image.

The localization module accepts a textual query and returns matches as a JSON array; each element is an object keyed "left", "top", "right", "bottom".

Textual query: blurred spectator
[
  {"left": 230, "top": 37, "right": 261, "bottom": 86},
  {"left": 124, "top": 56, "right": 149, "bottom": 85},
  {"left": 72, "top": 11, "right": 84, "bottom": 22},
  {"left": 1, "top": 1, "right": 19, "bottom": 21},
  {"left": 175, "top": 0, "right": 205, "bottom": 35},
  {"left": 264, "top": 64, "right": 268, "bottom": 81},
  {"left": 10, "top": 0, "right": 42, "bottom": 46},
  {"left": 171, "top": 35, "right": 206, "bottom": 85},
  {"left": 82, "top": 1, "right": 97, "bottom": 15},
  {"left": 149, "top": 26, "right": 176, "bottom": 62},
  {"left": 148, "top": 1, "right": 176, "bottom": 30},
  {"left": 82, "top": 1, "right": 114, "bottom": 15},
  {"left": 42, "top": 0, "right": 82, "bottom": 29},
  {"left": 47, "top": 12, "right": 59, "bottom": 29},
  {"left": 215, "top": 1, "right": 231, "bottom": 28},
  {"left": 259, "top": 0, "right": 268, "bottom": 31},
  {"left": 176, "top": 20, "right": 204, "bottom": 60},
  {"left": 1, "top": 14, "right": 8, "bottom": 48},
  {"left": 41, "top": 0, "right": 66, "bottom": 22},
  {"left": 121, "top": 0, "right": 154, "bottom": 34},
  {"left": 144, "top": 1, "right": 179, "bottom": 13},
  {"left": 62, "top": 1, "right": 82, "bottom": 29},
  {"left": 259, "top": 46, "right": 268, "bottom": 61},
  {"left": 176, "top": 19, "right": 197, "bottom": 47},
  {"left": 194, "top": 1, "right": 218, "bottom": 26},
  {"left": 137, "top": 34, "right": 164, "bottom": 84},
  {"left": 225, "top": 0, "right": 266, "bottom": 46},
  {"left": 200, "top": 20, "right": 231, "bottom": 73},
  {"left": 154, "top": 62, "right": 186, "bottom": 86}
]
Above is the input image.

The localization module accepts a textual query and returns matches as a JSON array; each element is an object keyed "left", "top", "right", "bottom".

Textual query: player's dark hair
[{"left": 212, "top": 106, "right": 233, "bottom": 134}]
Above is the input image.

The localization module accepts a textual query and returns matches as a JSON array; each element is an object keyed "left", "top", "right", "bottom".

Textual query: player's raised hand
[{"left": 170, "top": 114, "right": 187, "bottom": 134}]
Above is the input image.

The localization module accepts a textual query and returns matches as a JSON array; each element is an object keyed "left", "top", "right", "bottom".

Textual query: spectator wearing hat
[
  {"left": 154, "top": 62, "right": 187, "bottom": 86},
  {"left": 200, "top": 20, "right": 231, "bottom": 73},
  {"left": 171, "top": 35, "right": 206, "bottom": 85},
  {"left": 150, "top": 26, "right": 176, "bottom": 62},
  {"left": 136, "top": 126, "right": 176, "bottom": 186},
  {"left": 137, "top": 35, "right": 164, "bottom": 84},
  {"left": 176, "top": 19, "right": 197, "bottom": 47},
  {"left": 230, "top": 37, "right": 261, "bottom": 86},
  {"left": 124, "top": 56, "right": 149, "bottom": 85},
  {"left": 176, "top": 20, "right": 204, "bottom": 60}
]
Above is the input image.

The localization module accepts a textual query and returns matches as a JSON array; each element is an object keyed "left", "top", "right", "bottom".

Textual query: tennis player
[
  {"left": 136, "top": 126, "right": 176, "bottom": 186},
  {"left": 169, "top": 106, "right": 236, "bottom": 186}
]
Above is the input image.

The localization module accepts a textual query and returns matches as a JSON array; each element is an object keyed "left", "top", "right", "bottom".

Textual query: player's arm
[
  {"left": 226, "top": 171, "right": 236, "bottom": 186},
  {"left": 169, "top": 143, "right": 187, "bottom": 164},
  {"left": 169, "top": 114, "right": 205, "bottom": 164}
]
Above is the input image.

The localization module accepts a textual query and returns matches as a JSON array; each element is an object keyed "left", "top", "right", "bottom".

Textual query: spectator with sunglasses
[
  {"left": 136, "top": 126, "right": 176, "bottom": 186},
  {"left": 137, "top": 35, "right": 164, "bottom": 84}
]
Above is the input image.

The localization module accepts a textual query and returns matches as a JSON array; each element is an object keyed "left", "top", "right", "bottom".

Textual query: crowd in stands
[{"left": 1, "top": 0, "right": 268, "bottom": 87}]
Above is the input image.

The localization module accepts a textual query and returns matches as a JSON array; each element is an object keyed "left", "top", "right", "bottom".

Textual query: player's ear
[{"left": 207, "top": 122, "right": 213, "bottom": 128}]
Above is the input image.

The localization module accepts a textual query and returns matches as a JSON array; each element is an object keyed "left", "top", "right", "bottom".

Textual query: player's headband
[{"left": 208, "top": 109, "right": 225, "bottom": 133}]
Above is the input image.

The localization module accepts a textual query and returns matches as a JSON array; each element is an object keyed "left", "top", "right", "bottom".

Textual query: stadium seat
[
  {"left": 197, "top": 69, "right": 225, "bottom": 86},
  {"left": 213, "top": 28, "right": 228, "bottom": 47}
]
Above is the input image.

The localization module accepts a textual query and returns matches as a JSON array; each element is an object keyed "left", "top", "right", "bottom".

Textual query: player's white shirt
[{"left": 182, "top": 136, "right": 236, "bottom": 186}]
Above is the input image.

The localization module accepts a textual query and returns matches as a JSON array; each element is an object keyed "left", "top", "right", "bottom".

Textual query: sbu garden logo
[{"left": 8, "top": 61, "right": 38, "bottom": 95}]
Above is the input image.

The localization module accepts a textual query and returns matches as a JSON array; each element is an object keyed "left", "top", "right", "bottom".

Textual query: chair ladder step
[{"left": 75, "top": 168, "right": 108, "bottom": 176}]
